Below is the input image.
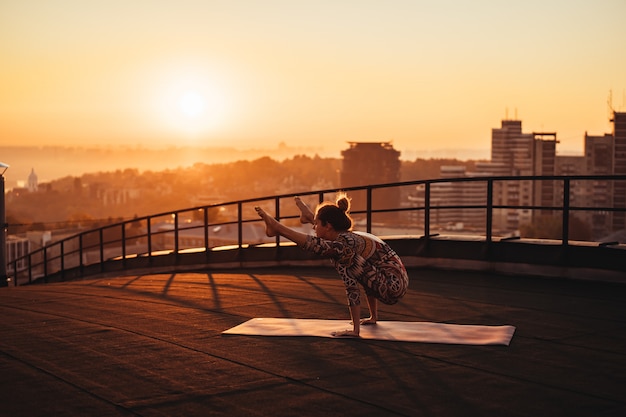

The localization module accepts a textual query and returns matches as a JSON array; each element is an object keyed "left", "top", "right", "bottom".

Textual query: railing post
[
  {"left": 147, "top": 217, "right": 152, "bottom": 263},
  {"left": 121, "top": 223, "right": 127, "bottom": 267},
  {"left": 424, "top": 182, "right": 431, "bottom": 239},
  {"left": 366, "top": 187, "right": 372, "bottom": 234},
  {"left": 99, "top": 228, "right": 104, "bottom": 272},
  {"left": 0, "top": 171, "right": 7, "bottom": 287},
  {"left": 79, "top": 234, "right": 84, "bottom": 276},
  {"left": 204, "top": 207, "right": 210, "bottom": 253},
  {"left": 274, "top": 198, "right": 280, "bottom": 251},
  {"left": 174, "top": 213, "right": 179, "bottom": 254},
  {"left": 486, "top": 179, "right": 493, "bottom": 243},
  {"left": 238, "top": 202, "right": 244, "bottom": 248},
  {"left": 562, "top": 178, "right": 570, "bottom": 246},
  {"left": 60, "top": 240, "right": 65, "bottom": 280},
  {"left": 27, "top": 253, "right": 32, "bottom": 284}
]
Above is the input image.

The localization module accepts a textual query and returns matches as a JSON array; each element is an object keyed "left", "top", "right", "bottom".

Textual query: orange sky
[{"left": 1, "top": 0, "right": 625, "bottom": 161}]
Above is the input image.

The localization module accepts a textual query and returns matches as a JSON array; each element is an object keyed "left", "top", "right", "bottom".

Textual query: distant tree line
[{"left": 6, "top": 155, "right": 476, "bottom": 234}]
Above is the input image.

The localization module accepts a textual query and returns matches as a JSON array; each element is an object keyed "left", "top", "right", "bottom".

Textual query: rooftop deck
[{"left": 1, "top": 266, "right": 624, "bottom": 416}]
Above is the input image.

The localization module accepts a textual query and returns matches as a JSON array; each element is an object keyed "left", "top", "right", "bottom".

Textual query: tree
[{"left": 520, "top": 214, "right": 592, "bottom": 241}]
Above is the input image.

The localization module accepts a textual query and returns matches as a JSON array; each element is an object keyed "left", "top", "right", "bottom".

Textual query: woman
[{"left": 255, "top": 193, "right": 409, "bottom": 338}]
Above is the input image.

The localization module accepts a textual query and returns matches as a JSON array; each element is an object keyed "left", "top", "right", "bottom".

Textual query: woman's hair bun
[
  {"left": 336, "top": 193, "right": 351, "bottom": 213},
  {"left": 315, "top": 192, "right": 353, "bottom": 231}
]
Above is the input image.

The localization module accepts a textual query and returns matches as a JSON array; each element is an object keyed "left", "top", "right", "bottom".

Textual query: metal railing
[{"left": 7, "top": 175, "right": 626, "bottom": 285}]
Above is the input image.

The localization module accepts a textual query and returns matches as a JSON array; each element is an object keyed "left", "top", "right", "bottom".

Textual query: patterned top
[{"left": 302, "top": 231, "right": 409, "bottom": 306}]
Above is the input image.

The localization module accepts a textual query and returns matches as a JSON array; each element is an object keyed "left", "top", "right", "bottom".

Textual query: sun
[
  {"left": 153, "top": 71, "right": 232, "bottom": 138},
  {"left": 177, "top": 91, "right": 206, "bottom": 119}
]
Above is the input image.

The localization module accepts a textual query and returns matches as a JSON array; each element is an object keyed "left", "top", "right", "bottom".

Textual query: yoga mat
[{"left": 223, "top": 318, "right": 516, "bottom": 346}]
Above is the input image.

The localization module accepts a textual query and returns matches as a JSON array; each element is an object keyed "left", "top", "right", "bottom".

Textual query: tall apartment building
[
  {"left": 555, "top": 154, "right": 587, "bottom": 215},
  {"left": 340, "top": 142, "right": 401, "bottom": 220},
  {"left": 491, "top": 120, "right": 542, "bottom": 231},
  {"left": 575, "top": 112, "right": 626, "bottom": 238},
  {"left": 584, "top": 133, "right": 614, "bottom": 238},
  {"left": 532, "top": 133, "right": 558, "bottom": 210},
  {"left": 430, "top": 166, "right": 487, "bottom": 230},
  {"left": 492, "top": 112, "right": 626, "bottom": 239},
  {"left": 426, "top": 111, "right": 624, "bottom": 239},
  {"left": 611, "top": 111, "right": 626, "bottom": 230}
]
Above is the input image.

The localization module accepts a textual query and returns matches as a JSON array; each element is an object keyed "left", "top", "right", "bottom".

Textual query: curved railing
[{"left": 7, "top": 174, "right": 626, "bottom": 285}]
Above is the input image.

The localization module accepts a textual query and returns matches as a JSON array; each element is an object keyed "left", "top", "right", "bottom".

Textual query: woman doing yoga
[{"left": 255, "top": 193, "right": 409, "bottom": 337}]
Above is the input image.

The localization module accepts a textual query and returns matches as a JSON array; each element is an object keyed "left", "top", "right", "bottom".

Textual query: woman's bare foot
[
  {"left": 360, "top": 317, "right": 377, "bottom": 325},
  {"left": 294, "top": 196, "right": 315, "bottom": 224},
  {"left": 255, "top": 207, "right": 278, "bottom": 237}
]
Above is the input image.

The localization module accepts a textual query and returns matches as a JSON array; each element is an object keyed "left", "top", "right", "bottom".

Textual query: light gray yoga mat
[{"left": 223, "top": 318, "right": 516, "bottom": 346}]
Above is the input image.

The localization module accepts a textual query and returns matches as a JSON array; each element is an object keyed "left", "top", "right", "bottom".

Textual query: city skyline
[
  {"left": 0, "top": 107, "right": 621, "bottom": 188},
  {"left": 1, "top": 0, "right": 625, "bottom": 164}
]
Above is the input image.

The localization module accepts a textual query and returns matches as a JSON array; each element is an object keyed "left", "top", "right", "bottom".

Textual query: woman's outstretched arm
[{"left": 255, "top": 206, "right": 309, "bottom": 246}]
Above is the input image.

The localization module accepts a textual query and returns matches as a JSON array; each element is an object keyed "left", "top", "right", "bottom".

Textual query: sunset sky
[{"left": 1, "top": 0, "right": 625, "bottom": 161}]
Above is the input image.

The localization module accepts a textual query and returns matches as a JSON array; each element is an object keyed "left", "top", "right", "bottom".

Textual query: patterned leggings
[{"left": 352, "top": 260, "right": 408, "bottom": 306}]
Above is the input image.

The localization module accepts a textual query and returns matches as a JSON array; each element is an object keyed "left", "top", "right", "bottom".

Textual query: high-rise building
[
  {"left": 533, "top": 133, "right": 558, "bottom": 212},
  {"left": 492, "top": 112, "right": 626, "bottom": 239},
  {"left": 585, "top": 133, "right": 614, "bottom": 238},
  {"left": 439, "top": 112, "right": 624, "bottom": 239},
  {"left": 555, "top": 154, "right": 587, "bottom": 216},
  {"left": 490, "top": 120, "right": 538, "bottom": 231},
  {"left": 491, "top": 120, "right": 534, "bottom": 175},
  {"left": 431, "top": 166, "right": 487, "bottom": 230},
  {"left": 611, "top": 112, "right": 626, "bottom": 230},
  {"left": 340, "top": 142, "right": 401, "bottom": 221},
  {"left": 575, "top": 112, "right": 626, "bottom": 237}
]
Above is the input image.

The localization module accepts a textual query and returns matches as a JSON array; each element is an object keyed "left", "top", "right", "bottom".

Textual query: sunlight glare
[
  {"left": 152, "top": 67, "right": 233, "bottom": 140},
  {"left": 178, "top": 91, "right": 206, "bottom": 118}
]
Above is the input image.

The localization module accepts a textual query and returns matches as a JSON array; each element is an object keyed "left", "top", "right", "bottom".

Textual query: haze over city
[{"left": 1, "top": 0, "right": 625, "bottom": 185}]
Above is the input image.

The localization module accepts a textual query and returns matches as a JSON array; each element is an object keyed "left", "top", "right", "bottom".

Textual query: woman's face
[{"left": 313, "top": 218, "right": 334, "bottom": 239}]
